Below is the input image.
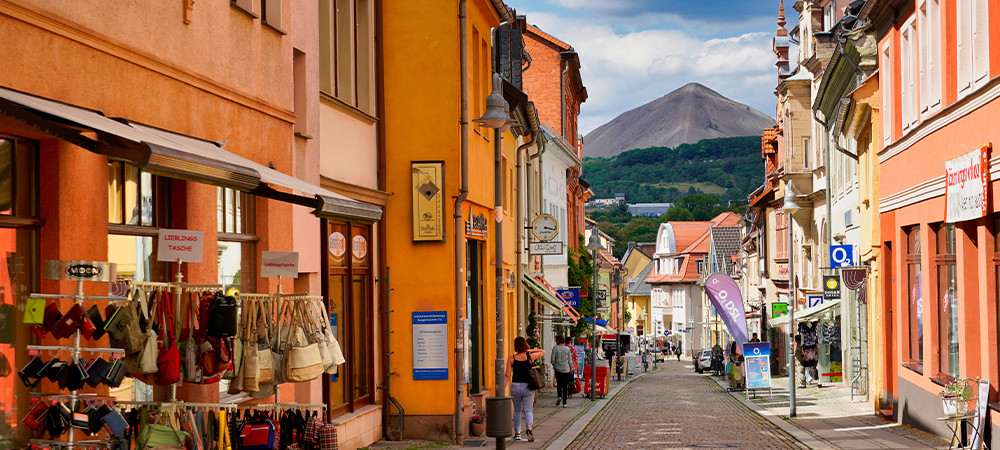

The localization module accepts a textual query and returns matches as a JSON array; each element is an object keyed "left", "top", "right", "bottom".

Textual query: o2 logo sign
[{"left": 830, "top": 245, "right": 853, "bottom": 268}]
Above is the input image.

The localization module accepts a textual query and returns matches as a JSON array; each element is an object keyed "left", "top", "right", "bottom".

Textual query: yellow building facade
[{"left": 379, "top": 0, "right": 521, "bottom": 442}]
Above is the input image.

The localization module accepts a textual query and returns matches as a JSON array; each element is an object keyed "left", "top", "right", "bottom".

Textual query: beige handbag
[
  {"left": 307, "top": 302, "right": 334, "bottom": 370},
  {"left": 314, "top": 300, "right": 345, "bottom": 372},
  {"left": 284, "top": 302, "right": 324, "bottom": 382},
  {"left": 241, "top": 298, "right": 260, "bottom": 392},
  {"left": 125, "top": 290, "right": 159, "bottom": 375},
  {"left": 256, "top": 300, "right": 275, "bottom": 385}
]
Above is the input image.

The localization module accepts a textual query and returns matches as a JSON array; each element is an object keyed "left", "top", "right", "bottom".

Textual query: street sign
[
  {"left": 824, "top": 275, "right": 841, "bottom": 299},
  {"left": 830, "top": 245, "right": 854, "bottom": 268},
  {"left": 529, "top": 241, "right": 563, "bottom": 255}
]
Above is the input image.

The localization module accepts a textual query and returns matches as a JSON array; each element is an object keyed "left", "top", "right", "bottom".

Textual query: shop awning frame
[
  {"left": 0, "top": 85, "right": 382, "bottom": 222},
  {"left": 522, "top": 274, "right": 579, "bottom": 323},
  {"left": 770, "top": 299, "right": 841, "bottom": 326}
]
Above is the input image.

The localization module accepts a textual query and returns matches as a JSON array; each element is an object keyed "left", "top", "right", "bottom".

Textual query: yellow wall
[
  {"left": 381, "top": 0, "right": 503, "bottom": 419},
  {"left": 622, "top": 250, "right": 652, "bottom": 279}
]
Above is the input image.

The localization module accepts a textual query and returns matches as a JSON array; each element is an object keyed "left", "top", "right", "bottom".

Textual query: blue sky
[{"left": 506, "top": 0, "right": 793, "bottom": 135}]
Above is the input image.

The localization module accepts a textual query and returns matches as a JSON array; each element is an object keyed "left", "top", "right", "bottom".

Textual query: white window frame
[
  {"left": 824, "top": 2, "right": 835, "bottom": 31},
  {"left": 957, "top": 0, "right": 991, "bottom": 98},
  {"left": 882, "top": 41, "right": 892, "bottom": 144},
  {"left": 901, "top": 16, "right": 918, "bottom": 132},
  {"left": 918, "top": 0, "right": 942, "bottom": 116}
]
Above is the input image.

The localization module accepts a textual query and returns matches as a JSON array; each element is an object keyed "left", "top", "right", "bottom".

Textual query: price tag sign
[
  {"left": 157, "top": 229, "right": 204, "bottom": 263},
  {"left": 261, "top": 251, "right": 299, "bottom": 278}
]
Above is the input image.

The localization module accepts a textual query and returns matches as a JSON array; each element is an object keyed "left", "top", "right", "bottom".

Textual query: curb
[
  {"left": 544, "top": 368, "right": 653, "bottom": 450},
  {"left": 705, "top": 374, "right": 833, "bottom": 449}
]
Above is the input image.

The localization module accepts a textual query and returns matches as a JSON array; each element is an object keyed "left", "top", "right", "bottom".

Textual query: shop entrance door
[{"left": 466, "top": 241, "right": 483, "bottom": 395}]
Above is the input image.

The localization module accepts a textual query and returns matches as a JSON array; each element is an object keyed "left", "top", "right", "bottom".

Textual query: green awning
[
  {"left": 522, "top": 274, "right": 563, "bottom": 312},
  {"left": 770, "top": 299, "right": 841, "bottom": 326}
]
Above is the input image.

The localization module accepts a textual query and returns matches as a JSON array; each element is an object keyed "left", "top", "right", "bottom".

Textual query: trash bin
[{"left": 583, "top": 365, "right": 610, "bottom": 398}]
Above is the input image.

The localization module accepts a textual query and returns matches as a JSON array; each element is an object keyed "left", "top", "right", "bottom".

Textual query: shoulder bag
[
  {"left": 155, "top": 292, "right": 181, "bottom": 386},
  {"left": 526, "top": 354, "right": 544, "bottom": 391},
  {"left": 125, "top": 290, "right": 159, "bottom": 378},
  {"left": 283, "top": 302, "right": 324, "bottom": 382},
  {"left": 242, "top": 298, "right": 261, "bottom": 392}
]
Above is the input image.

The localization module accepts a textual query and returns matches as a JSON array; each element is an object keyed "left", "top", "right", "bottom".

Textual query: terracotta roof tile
[{"left": 526, "top": 24, "right": 572, "bottom": 50}]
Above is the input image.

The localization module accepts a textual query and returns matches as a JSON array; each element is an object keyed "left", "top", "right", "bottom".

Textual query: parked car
[
  {"left": 695, "top": 349, "right": 713, "bottom": 373},
  {"left": 654, "top": 348, "right": 666, "bottom": 362}
]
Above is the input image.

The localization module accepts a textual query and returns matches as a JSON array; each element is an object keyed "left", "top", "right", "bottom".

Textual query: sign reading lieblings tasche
[{"left": 945, "top": 145, "right": 990, "bottom": 223}]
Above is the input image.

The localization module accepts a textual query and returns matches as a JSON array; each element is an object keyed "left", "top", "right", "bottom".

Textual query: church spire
[{"left": 776, "top": 0, "right": 787, "bottom": 36}]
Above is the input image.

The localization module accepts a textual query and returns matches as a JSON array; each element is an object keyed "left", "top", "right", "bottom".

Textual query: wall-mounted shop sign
[
  {"left": 465, "top": 213, "right": 489, "bottom": 240},
  {"left": 411, "top": 161, "right": 445, "bottom": 242},
  {"left": 808, "top": 295, "right": 824, "bottom": 308},
  {"left": 945, "top": 145, "right": 990, "bottom": 223},
  {"left": 45, "top": 260, "right": 117, "bottom": 282},
  {"left": 556, "top": 288, "right": 580, "bottom": 308},
  {"left": 829, "top": 245, "right": 854, "bottom": 268},
  {"left": 157, "top": 229, "right": 204, "bottom": 262},
  {"left": 261, "top": 251, "right": 299, "bottom": 278},
  {"left": 412, "top": 311, "right": 448, "bottom": 380},
  {"left": 771, "top": 302, "right": 788, "bottom": 318},
  {"left": 823, "top": 275, "right": 841, "bottom": 300},
  {"left": 529, "top": 241, "right": 563, "bottom": 255}
]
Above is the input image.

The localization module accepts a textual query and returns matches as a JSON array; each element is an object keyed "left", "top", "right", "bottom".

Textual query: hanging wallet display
[
  {"left": 21, "top": 400, "right": 48, "bottom": 430},
  {"left": 105, "top": 357, "right": 127, "bottom": 388},
  {"left": 87, "top": 305, "right": 107, "bottom": 340},
  {"left": 51, "top": 304, "right": 87, "bottom": 339},
  {"left": 18, "top": 355, "right": 45, "bottom": 388},
  {"left": 85, "top": 357, "right": 112, "bottom": 387},
  {"left": 43, "top": 302, "right": 62, "bottom": 333},
  {"left": 24, "top": 297, "right": 45, "bottom": 325},
  {"left": 100, "top": 408, "right": 129, "bottom": 437},
  {"left": 41, "top": 358, "right": 66, "bottom": 383}
]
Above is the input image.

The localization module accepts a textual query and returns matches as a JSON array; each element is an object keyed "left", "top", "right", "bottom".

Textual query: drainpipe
[
  {"left": 515, "top": 135, "right": 535, "bottom": 335},
  {"left": 454, "top": 0, "right": 468, "bottom": 443}
]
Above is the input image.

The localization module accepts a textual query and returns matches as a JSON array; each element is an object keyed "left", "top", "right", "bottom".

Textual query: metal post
[
  {"left": 590, "top": 247, "right": 598, "bottom": 401},
  {"left": 788, "top": 212, "right": 797, "bottom": 418},
  {"left": 489, "top": 114, "right": 512, "bottom": 450}
]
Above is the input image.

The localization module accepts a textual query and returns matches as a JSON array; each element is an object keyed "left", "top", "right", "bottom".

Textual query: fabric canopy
[
  {"left": 770, "top": 299, "right": 841, "bottom": 326},
  {"left": 522, "top": 274, "right": 578, "bottom": 323}
]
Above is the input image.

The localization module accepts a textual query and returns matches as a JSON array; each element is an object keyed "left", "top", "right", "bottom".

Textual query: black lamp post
[
  {"left": 585, "top": 225, "right": 603, "bottom": 400},
  {"left": 612, "top": 268, "right": 624, "bottom": 381}
]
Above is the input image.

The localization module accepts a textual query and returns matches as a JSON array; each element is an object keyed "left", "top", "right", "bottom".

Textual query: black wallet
[
  {"left": 18, "top": 355, "right": 45, "bottom": 388},
  {"left": 105, "top": 357, "right": 126, "bottom": 388},
  {"left": 58, "top": 358, "right": 88, "bottom": 391},
  {"left": 87, "top": 305, "right": 107, "bottom": 340},
  {"left": 39, "top": 357, "right": 65, "bottom": 383},
  {"left": 85, "top": 357, "right": 112, "bottom": 387}
]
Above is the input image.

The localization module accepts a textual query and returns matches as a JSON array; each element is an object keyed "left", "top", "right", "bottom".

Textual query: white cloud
[{"left": 522, "top": 12, "right": 778, "bottom": 135}]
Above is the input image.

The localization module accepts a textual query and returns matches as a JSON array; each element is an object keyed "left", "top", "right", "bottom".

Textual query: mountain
[{"left": 583, "top": 83, "right": 774, "bottom": 158}]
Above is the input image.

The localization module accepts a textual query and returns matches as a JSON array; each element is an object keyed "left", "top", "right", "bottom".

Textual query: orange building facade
[
  {"left": 0, "top": 0, "right": 385, "bottom": 447},
  {"left": 873, "top": 0, "right": 1000, "bottom": 438}
]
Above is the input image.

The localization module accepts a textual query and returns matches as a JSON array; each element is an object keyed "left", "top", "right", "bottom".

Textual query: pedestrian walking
[
  {"left": 505, "top": 336, "right": 545, "bottom": 442},
  {"left": 551, "top": 335, "right": 573, "bottom": 407},
  {"left": 675, "top": 346, "right": 681, "bottom": 361}
]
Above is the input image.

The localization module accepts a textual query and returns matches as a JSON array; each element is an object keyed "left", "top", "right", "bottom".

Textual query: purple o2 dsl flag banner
[{"left": 705, "top": 274, "right": 749, "bottom": 345}]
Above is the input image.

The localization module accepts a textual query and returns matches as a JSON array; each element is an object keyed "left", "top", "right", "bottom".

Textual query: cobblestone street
[{"left": 565, "top": 360, "right": 806, "bottom": 449}]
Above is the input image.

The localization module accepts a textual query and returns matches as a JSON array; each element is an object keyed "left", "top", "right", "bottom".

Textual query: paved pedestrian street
[{"left": 564, "top": 360, "right": 805, "bottom": 450}]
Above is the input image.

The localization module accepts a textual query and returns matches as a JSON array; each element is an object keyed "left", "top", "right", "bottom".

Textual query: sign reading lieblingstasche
[
  {"left": 157, "top": 229, "right": 204, "bottom": 262},
  {"left": 412, "top": 311, "right": 448, "bottom": 380},
  {"left": 945, "top": 145, "right": 990, "bottom": 223},
  {"left": 412, "top": 162, "right": 445, "bottom": 241},
  {"left": 261, "top": 251, "right": 299, "bottom": 278}
]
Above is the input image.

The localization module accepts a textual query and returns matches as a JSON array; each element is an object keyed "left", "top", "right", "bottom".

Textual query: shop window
[
  {"left": 325, "top": 221, "right": 373, "bottom": 415},
  {"left": 934, "top": 224, "right": 958, "bottom": 379},
  {"left": 993, "top": 217, "right": 1000, "bottom": 374},
  {"left": 904, "top": 225, "right": 923, "bottom": 373},
  {"left": 0, "top": 134, "right": 39, "bottom": 447},
  {"left": 217, "top": 187, "right": 256, "bottom": 293}
]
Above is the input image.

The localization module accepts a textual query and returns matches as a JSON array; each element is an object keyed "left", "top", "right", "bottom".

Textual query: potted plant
[
  {"left": 469, "top": 413, "right": 485, "bottom": 437},
  {"left": 939, "top": 380, "right": 973, "bottom": 416}
]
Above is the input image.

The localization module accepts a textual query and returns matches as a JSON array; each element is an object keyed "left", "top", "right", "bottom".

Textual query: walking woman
[
  {"left": 505, "top": 336, "right": 545, "bottom": 441},
  {"left": 551, "top": 335, "right": 573, "bottom": 407}
]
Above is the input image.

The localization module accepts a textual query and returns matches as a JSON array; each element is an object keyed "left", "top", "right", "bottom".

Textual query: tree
[
  {"left": 662, "top": 206, "right": 695, "bottom": 221},
  {"left": 568, "top": 234, "right": 596, "bottom": 339}
]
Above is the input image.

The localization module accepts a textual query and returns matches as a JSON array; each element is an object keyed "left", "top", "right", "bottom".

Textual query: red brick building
[{"left": 522, "top": 24, "right": 589, "bottom": 250}]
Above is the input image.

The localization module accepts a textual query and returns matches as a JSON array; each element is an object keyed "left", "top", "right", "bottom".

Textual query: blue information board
[
  {"left": 742, "top": 342, "right": 772, "bottom": 390},
  {"left": 556, "top": 288, "right": 580, "bottom": 308},
  {"left": 412, "top": 311, "right": 449, "bottom": 380}
]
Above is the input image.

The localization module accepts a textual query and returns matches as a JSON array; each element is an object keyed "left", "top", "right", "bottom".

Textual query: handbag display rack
[{"left": 25, "top": 263, "right": 125, "bottom": 449}]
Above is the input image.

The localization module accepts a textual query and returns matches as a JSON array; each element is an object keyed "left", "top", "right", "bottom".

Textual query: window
[
  {"left": 935, "top": 224, "right": 958, "bottom": 379},
  {"left": 107, "top": 162, "right": 171, "bottom": 284},
  {"left": 803, "top": 137, "right": 810, "bottom": 169},
  {"left": 776, "top": 212, "right": 788, "bottom": 260},
  {"left": 882, "top": 42, "right": 892, "bottom": 143},
  {"left": 293, "top": 48, "right": 308, "bottom": 134},
  {"left": 900, "top": 17, "right": 918, "bottom": 131},
  {"left": 957, "top": 0, "right": 990, "bottom": 97},
  {"left": 904, "top": 226, "right": 923, "bottom": 372},
  {"left": 918, "top": 0, "right": 942, "bottom": 114},
  {"left": 824, "top": 2, "right": 835, "bottom": 31},
  {"left": 696, "top": 260, "right": 704, "bottom": 274},
  {"left": 217, "top": 187, "right": 256, "bottom": 294},
  {"left": 325, "top": 221, "right": 374, "bottom": 415},
  {"left": 319, "top": 0, "right": 375, "bottom": 113},
  {"left": 261, "top": 0, "right": 283, "bottom": 31},
  {"left": 231, "top": 0, "right": 256, "bottom": 16}
]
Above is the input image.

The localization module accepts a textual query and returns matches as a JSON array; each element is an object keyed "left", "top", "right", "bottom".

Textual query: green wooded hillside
[{"left": 583, "top": 136, "right": 763, "bottom": 202}]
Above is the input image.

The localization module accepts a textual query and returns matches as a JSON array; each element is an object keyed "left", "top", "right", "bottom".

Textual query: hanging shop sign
[
  {"left": 412, "top": 311, "right": 449, "bottom": 380},
  {"left": 945, "top": 145, "right": 990, "bottom": 223},
  {"left": 465, "top": 212, "right": 489, "bottom": 240},
  {"left": 771, "top": 302, "right": 788, "bottom": 318},
  {"left": 45, "top": 260, "right": 117, "bottom": 282},
  {"left": 808, "top": 295, "right": 824, "bottom": 308},
  {"left": 531, "top": 214, "right": 559, "bottom": 241},
  {"left": 529, "top": 241, "right": 563, "bottom": 255},
  {"left": 743, "top": 342, "right": 772, "bottom": 390},
  {"left": 157, "top": 229, "right": 204, "bottom": 262},
  {"left": 261, "top": 251, "right": 299, "bottom": 278},
  {"left": 823, "top": 275, "right": 841, "bottom": 300},
  {"left": 556, "top": 288, "right": 580, "bottom": 308},
  {"left": 411, "top": 161, "right": 445, "bottom": 242},
  {"left": 704, "top": 274, "right": 749, "bottom": 345},
  {"left": 829, "top": 244, "right": 854, "bottom": 268}
]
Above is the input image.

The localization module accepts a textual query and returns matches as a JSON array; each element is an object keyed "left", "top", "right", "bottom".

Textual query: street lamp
[
  {"left": 586, "top": 225, "right": 603, "bottom": 401},
  {"left": 477, "top": 72, "right": 515, "bottom": 447},
  {"left": 688, "top": 317, "right": 695, "bottom": 359},
  {"left": 612, "top": 268, "right": 625, "bottom": 381},
  {"left": 780, "top": 180, "right": 801, "bottom": 418}
]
